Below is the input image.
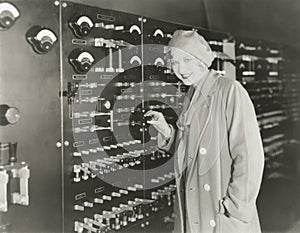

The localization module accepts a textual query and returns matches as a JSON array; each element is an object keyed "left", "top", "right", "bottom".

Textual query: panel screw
[
  {"left": 56, "top": 142, "right": 62, "bottom": 148},
  {"left": 62, "top": 2, "right": 67, "bottom": 7},
  {"left": 54, "top": 1, "right": 59, "bottom": 6}
]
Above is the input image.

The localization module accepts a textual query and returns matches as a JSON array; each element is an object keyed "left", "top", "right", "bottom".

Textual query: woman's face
[{"left": 170, "top": 49, "right": 209, "bottom": 86}]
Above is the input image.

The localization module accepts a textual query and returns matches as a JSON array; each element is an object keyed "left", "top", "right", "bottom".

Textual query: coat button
[
  {"left": 203, "top": 184, "right": 211, "bottom": 192},
  {"left": 210, "top": 219, "right": 216, "bottom": 227},
  {"left": 199, "top": 147, "right": 207, "bottom": 155}
]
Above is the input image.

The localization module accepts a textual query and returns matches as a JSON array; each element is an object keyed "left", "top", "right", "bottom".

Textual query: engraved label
[
  {"left": 75, "top": 192, "right": 86, "bottom": 200},
  {"left": 73, "top": 75, "right": 87, "bottom": 80},
  {"left": 73, "top": 141, "right": 84, "bottom": 147}
]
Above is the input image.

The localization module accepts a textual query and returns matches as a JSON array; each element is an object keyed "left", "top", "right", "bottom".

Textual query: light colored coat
[{"left": 159, "top": 70, "right": 265, "bottom": 233}]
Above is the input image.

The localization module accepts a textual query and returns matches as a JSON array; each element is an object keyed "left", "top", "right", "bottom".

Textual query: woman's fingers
[
  {"left": 144, "top": 110, "right": 161, "bottom": 120},
  {"left": 144, "top": 110, "right": 153, "bottom": 116},
  {"left": 144, "top": 110, "right": 154, "bottom": 117},
  {"left": 147, "top": 119, "right": 162, "bottom": 124}
]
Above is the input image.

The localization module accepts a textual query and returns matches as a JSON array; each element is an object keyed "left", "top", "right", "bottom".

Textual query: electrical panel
[
  {"left": 0, "top": 0, "right": 62, "bottom": 232},
  {"left": 234, "top": 38, "right": 300, "bottom": 230},
  {"left": 0, "top": 0, "right": 299, "bottom": 232},
  {"left": 235, "top": 38, "right": 294, "bottom": 180},
  {"left": 60, "top": 2, "right": 234, "bottom": 232}
]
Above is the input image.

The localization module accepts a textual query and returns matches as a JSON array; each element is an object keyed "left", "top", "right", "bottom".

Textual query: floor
[{"left": 264, "top": 220, "right": 300, "bottom": 233}]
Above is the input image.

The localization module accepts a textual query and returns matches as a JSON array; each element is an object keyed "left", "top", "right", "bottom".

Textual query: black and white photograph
[{"left": 0, "top": 0, "right": 299, "bottom": 232}]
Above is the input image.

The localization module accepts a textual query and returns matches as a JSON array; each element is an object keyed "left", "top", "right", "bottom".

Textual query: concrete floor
[{"left": 264, "top": 220, "right": 300, "bottom": 233}]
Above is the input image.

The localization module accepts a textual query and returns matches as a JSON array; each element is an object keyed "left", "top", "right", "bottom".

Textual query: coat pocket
[{"left": 217, "top": 213, "right": 249, "bottom": 233}]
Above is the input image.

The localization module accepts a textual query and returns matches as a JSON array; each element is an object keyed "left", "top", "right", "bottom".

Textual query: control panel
[{"left": 60, "top": 2, "right": 233, "bottom": 232}]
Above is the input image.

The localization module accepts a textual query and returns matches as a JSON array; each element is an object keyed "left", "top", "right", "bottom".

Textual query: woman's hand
[{"left": 144, "top": 110, "right": 171, "bottom": 138}]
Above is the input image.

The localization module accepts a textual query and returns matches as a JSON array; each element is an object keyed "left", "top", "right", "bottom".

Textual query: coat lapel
[{"left": 184, "top": 71, "right": 226, "bottom": 179}]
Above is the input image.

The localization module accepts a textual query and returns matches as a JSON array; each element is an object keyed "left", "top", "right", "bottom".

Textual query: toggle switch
[
  {"left": 74, "top": 204, "right": 84, "bottom": 211},
  {"left": 0, "top": 105, "right": 20, "bottom": 126},
  {"left": 94, "top": 198, "right": 104, "bottom": 204},
  {"left": 127, "top": 186, "right": 137, "bottom": 192},
  {"left": 89, "top": 148, "right": 97, "bottom": 153},
  {"left": 151, "top": 178, "right": 160, "bottom": 183},
  {"left": 84, "top": 218, "right": 106, "bottom": 230},
  {"left": 8, "top": 142, "right": 17, "bottom": 164},
  {"left": 73, "top": 152, "right": 81, "bottom": 157},
  {"left": 111, "top": 192, "right": 121, "bottom": 197},
  {"left": 95, "top": 22, "right": 116, "bottom": 30},
  {"left": 134, "top": 184, "right": 143, "bottom": 189},
  {"left": 84, "top": 201, "right": 93, "bottom": 208},
  {"left": 73, "top": 165, "right": 81, "bottom": 183},
  {"left": 105, "top": 47, "right": 115, "bottom": 72},
  {"left": 119, "top": 189, "right": 128, "bottom": 195},
  {"left": 0, "top": 2, "right": 20, "bottom": 30},
  {"left": 74, "top": 221, "right": 97, "bottom": 233},
  {"left": 102, "top": 195, "right": 112, "bottom": 201},
  {"left": 116, "top": 49, "right": 124, "bottom": 72},
  {"left": 110, "top": 144, "right": 117, "bottom": 149},
  {"left": 26, "top": 26, "right": 58, "bottom": 54}
]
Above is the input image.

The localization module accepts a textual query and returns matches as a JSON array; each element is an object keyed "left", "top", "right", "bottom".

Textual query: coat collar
[
  {"left": 195, "top": 69, "right": 220, "bottom": 100},
  {"left": 178, "top": 69, "right": 221, "bottom": 128}
]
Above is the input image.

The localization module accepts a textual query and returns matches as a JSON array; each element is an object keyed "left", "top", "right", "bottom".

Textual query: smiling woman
[
  {"left": 166, "top": 30, "right": 214, "bottom": 86},
  {"left": 169, "top": 49, "right": 209, "bottom": 86},
  {"left": 145, "top": 30, "right": 265, "bottom": 233}
]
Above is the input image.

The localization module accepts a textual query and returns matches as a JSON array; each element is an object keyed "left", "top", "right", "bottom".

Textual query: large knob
[
  {"left": 69, "top": 15, "right": 94, "bottom": 38},
  {"left": 0, "top": 105, "right": 20, "bottom": 126},
  {"left": 69, "top": 49, "right": 95, "bottom": 74},
  {"left": 26, "top": 26, "right": 57, "bottom": 54},
  {"left": 0, "top": 2, "right": 20, "bottom": 30}
]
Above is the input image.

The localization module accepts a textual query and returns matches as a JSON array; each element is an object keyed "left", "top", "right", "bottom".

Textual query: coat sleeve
[
  {"left": 157, "top": 124, "right": 177, "bottom": 155},
  {"left": 223, "top": 81, "right": 265, "bottom": 223}
]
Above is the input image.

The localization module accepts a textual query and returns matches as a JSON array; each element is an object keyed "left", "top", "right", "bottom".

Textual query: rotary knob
[
  {"left": 0, "top": 2, "right": 20, "bottom": 30},
  {"left": 0, "top": 105, "right": 20, "bottom": 126},
  {"left": 26, "top": 26, "right": 58, "bottom": 54},
  {"left": 69, "top": 49, "right": 95, "bottom": 74},
  {"left": 69, "top": 15, "right": 94, "bottom": 38}
]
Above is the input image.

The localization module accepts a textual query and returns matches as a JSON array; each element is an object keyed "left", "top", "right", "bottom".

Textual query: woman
[{"left": 145, "top": 30, "right": 265, "bottom": 233}]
